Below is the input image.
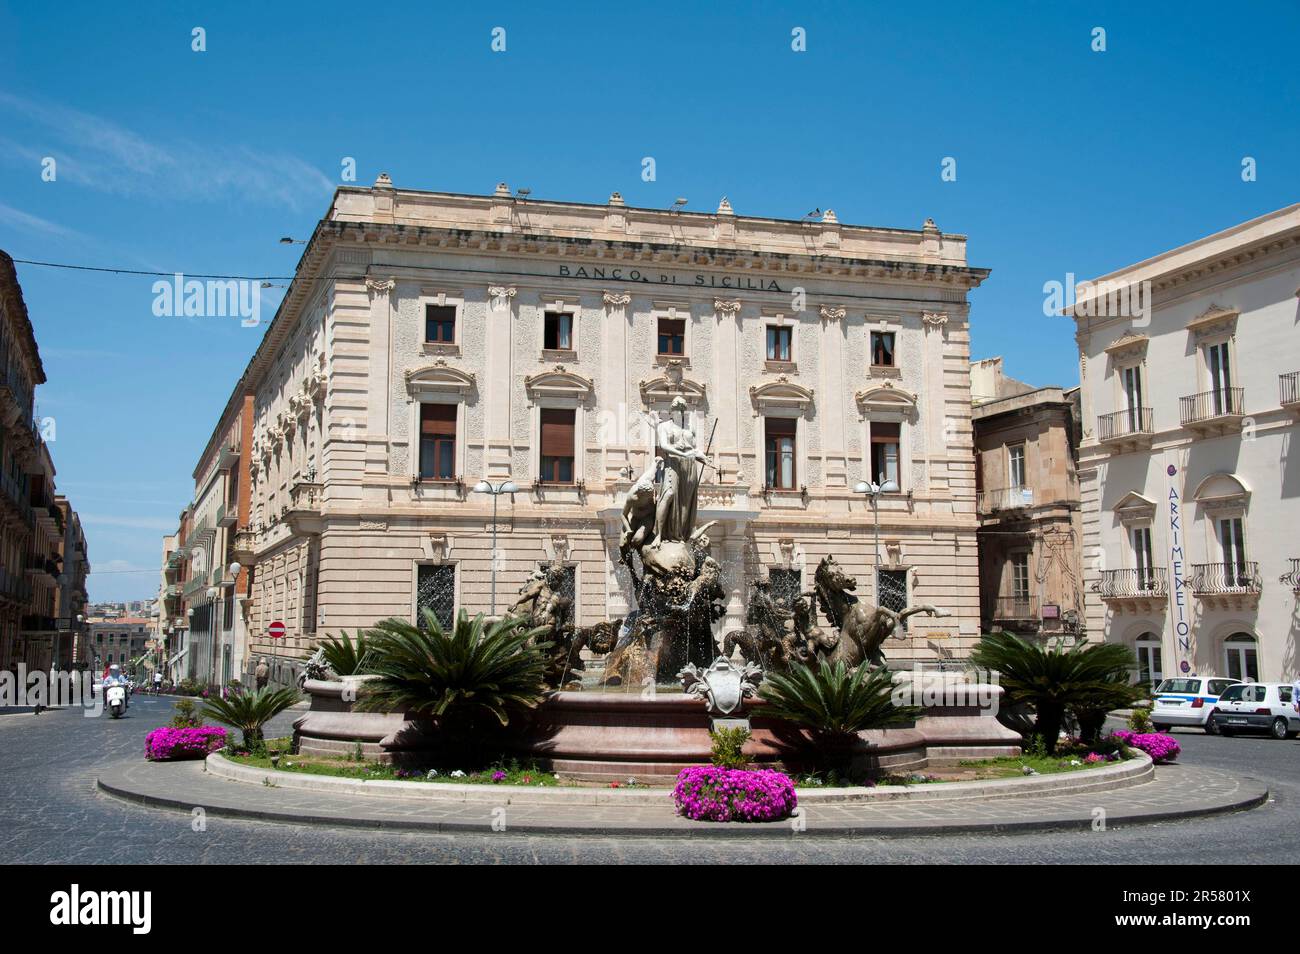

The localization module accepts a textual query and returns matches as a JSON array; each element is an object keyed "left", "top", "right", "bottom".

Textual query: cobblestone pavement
[{"left": 0, "top": 700, "right": 1291, "bottom": 863}]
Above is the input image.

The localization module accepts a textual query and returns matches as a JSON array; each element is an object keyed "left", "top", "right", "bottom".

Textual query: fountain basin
[{"left": 294, "top": 679, "right": 1021, "bottom": 784}]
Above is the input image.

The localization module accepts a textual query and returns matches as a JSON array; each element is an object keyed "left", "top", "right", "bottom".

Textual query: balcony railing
[
  {"left": 991, "top": 594, "right": 1039, "bottom": 620},
  {"left": 1097, "top": 407, "right": 1153, "bottom": 443},
  {"left": 1094, "top": 567, "right": 1168, "bottom": 599},
  {"left": 977, "top": 486, "right": 1035, "bottom": 513},
  {"left": 288, "top": 481, "right": 322, "bottom": 513},
  {"left": 1279, "top": 558, "right": 1300, "bottom": 594},
  {"left": 1281, "top": 371, "right": 1300, "bottom": 408},
  {"left": 1190, "top": 561, "right": 1261, "bottom": 596},
  {"left": 1180, "top": 387, "right": 1245, "bottom": 426}
]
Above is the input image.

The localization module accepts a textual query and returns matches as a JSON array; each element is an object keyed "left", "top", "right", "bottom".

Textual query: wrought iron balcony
[
  {"left": 1280, "top": 558, "right": 1300, "bottom": 594},
  {"left": 1097, "top": 407, "right": 1153, "bottom": 450},
  {"left": 977, "top": 486, "right": 1035, "bottom": 514},
  {"left": 1093, "top": 567, "right": 1168, "bottom": 604},
  {"left": 1281, "top": 371, "right": 1300, "bottom": 412},
  {"left": 1180, "top": 387, "right": 1245, "bottom": 431},
  {"left": 1190, "top": 561, "right": 1261, "bottom": 607}
]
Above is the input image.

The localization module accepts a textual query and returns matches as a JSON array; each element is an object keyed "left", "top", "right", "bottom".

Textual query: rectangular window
[
  {"left": 764, "top": 417, "right": 797, "bottom": 489},
  {"left": 657, "top": 318, "right": 685, "bottom": 356},
  {"left": 1132, "top": 526, "right": 1154, "bottom": 588},
  {"left": 1206, "top": 341, "right": 1232, "bottom": 413},
  {"left": 870, "top": 421, "right": 901, "bottom": 488},
  {"left": 1010, "top": 553, "right": 1030, "bottom": 601},
  {"left": 418, "top": 403, "right": 457, "bottom": 481},
  {"left": 543, "top": 311, "right": 573, "bottom": 351},
  {"left": 1007, "top": 443, "right": 1026, "bottom": 489},
  {"left": 766, "top": 325, "right": 793, "bottom": 362},
  {"left": 767, "top": 568, "right": 802, "bottom": 612},
  {"left": 424, "top": 304, "right": 456, "bottom": 344},
  {"left": 877, "top": 568, "right": 909, "bottom": 627},
  {"left": 1123, "top": 364, "right": 1144, "bottom": 430},
  {"left": 539, "top": 408, "right": 576, "bottom": 483},
  {"left": 870, "top": 331, "right": 896, "bottom": 367},
  {"left": 416, "top": 564, "right": 456, "bottom": 631},
  {"left": 1219, "top": 516, "right": 1246, "bottom": 584}
]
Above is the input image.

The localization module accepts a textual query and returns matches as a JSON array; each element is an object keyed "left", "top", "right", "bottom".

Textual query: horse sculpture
[{"left": 813, "top": 555, "right": 950, "bottom": 668}]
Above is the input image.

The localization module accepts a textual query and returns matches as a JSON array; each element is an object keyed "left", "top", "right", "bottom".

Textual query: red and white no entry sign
[{"left": 268, "top": 621, "right": 286, "bottom": 639}]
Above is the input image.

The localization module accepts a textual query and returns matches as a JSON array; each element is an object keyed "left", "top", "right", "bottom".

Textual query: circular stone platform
[{"left": 95, "top": 753, "right": 1269, "bottom": 838}]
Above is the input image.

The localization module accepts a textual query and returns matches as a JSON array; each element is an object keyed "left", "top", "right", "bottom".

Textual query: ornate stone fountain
[{"left": 294, "top": 403, "right": 1021, "bottom": 782}]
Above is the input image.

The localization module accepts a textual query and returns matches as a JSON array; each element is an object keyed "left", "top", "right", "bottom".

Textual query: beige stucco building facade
[
  {"left": 220, "top": 178, "right": 990, "bottom": 680},
  {"left": 1071, "top": 203, "right": 1300, "bottom": 685}
]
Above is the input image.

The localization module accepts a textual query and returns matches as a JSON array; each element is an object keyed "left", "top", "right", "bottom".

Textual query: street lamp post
[
  {"left": 472, "top": 479, "right": 518, "bottom": 617},
  {"left": 854, "top": 473, "right": 900, "bottom": 596}
]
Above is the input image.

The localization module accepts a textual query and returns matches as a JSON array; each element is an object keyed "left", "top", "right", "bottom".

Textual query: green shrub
[
  {"left": 709, "top": 726, "right": 751, "bottom": 770},
  {"left": 202, "top": 686, "right": 300, "bottom": 749},
  {"left": 168, "top": 698, "right": 204, "bottom": 729},
  {"left": 318, "top": 629, "right": 375, "bottom": 676},
  {"left": 760, "top": 659, "right": 918, "bottom": 738},
  {"left": 357, "top": 610, "right": 550, "bottom": 734},
  {"left": 1128, "top": 706, "right": 1154, "bottom": 733},
  {"left": 969, "top": 631, "right": 1138, "bottom": 754}
]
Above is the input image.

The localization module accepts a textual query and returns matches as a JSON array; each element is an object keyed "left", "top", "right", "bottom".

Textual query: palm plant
[
  {"left": 760, "top": 659, "right": 919, "bottom": 738},
  {"left": 201, "top": 685, "right": 300, "bottom": 750},
  {"left": 969, "top": 631, "right": 1138, "bottom": 754},
  {"left": 317, "top": 628, "right": 374, "bottom": 676},
  {"left": 356, "top": 610, "right": 551, "bottom": 736}
]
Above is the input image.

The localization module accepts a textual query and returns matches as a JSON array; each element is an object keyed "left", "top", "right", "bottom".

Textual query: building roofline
[
  {"left": 1065, "top": 203, "right": 1300, "bottom": 318},
  {"left": 0, "top": 249, "right": 48, "bottom": 385}
]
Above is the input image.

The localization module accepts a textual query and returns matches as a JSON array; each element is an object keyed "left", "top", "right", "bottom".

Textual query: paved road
[{"left": 0, "top": 698, "right": 1292, "bottom": 863}]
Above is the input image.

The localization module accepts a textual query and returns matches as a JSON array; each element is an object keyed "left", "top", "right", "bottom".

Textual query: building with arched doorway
[{"left": 1070, "top": 204, "right": 1300, "bottom": 684}]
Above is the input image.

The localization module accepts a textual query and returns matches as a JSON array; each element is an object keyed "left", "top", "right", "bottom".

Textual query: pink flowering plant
[
  {"left": 1112, "top": 729, "right": 1180, "bottom": 763},
  {"left": 673, "top": 766, "right": 798, "bottom": 823},
  {"left": 144, "top": 726, "right": 228, "bottom": 761}
]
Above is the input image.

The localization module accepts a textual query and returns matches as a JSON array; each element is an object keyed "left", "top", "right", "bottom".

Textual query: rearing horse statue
[{"left": 813, "top": 555, "right": 951, "bottom": 668}]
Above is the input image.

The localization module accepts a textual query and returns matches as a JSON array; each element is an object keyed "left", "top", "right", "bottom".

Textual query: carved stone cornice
[
  {"left": 602, "top": 291, "right": 631, "bottom": 308},
  {"left": 713, "top": 298, "right": 742, "bottom": 316},
  {"left": 365, "top": 277, "right": 396, "bottom": 295},
  {"left": 819, "top": 304, "right": 846, "bottom": 322},
  {"left": 921, "top": 311, "right": 949, "bottom": 326}
]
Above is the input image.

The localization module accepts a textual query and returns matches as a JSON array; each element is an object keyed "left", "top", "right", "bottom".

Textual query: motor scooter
[{"left": 107, "top": 683, "right": 126, "bottom": 719}]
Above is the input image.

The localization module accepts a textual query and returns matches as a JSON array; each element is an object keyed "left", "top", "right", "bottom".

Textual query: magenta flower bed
[
  {"left": 673, "top": 766, "right": 798, "bottom": 822},
  {"left": 144, "top": 726, "right": 228, "bottom": 761},
  {"left": 1113, "top": 729, "right": 1180, "bottom": 763}
]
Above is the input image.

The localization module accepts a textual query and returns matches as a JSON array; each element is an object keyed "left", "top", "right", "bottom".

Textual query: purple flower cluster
[
  {"left": 673, "top": 766, "right": 798, "bottom": 823},
  {"left": 1112, "top": 729, "right": 1180, "bottom": 763},
  {"left": 144, "top": 726, "right": 228, "bottom": 761}
]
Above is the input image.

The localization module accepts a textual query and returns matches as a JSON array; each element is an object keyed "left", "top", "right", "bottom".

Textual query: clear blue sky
[{"left": 0, "top": 1, "right": 1296, "bottom": 600}]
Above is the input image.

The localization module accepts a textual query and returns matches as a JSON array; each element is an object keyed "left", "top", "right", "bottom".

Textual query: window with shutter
[
  {"left": 539, "top": 408, "right": 575, "bottom": 483},
  {"left": 419, "top": 403, "right": 457, "bottom": 481},
  {"left": 764, "top": 416, "right": 797, "bottom": 489},
  {"left": 425, "top": 304, "right": 456, "bottom": 344},
  {"left": 870, "top": 421, "right": 901, "bottom": 489}
]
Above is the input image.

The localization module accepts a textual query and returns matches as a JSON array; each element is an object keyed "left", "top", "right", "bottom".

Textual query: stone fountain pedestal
[{"left": 293, "top": 678, "right": 1022, "bottom": 784}]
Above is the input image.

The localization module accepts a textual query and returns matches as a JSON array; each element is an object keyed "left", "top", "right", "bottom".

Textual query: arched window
[
  {"left": 1223, "top": 632, "right": 1258, "bottom": 683},
  {"left": 1135, "top": 633, "right": 1163, "bottom": 686}
]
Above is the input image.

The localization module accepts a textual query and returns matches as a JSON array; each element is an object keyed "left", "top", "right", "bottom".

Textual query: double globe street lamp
[
  {"left": 472, "top": 480, "right": 517, "bottom": 617},
  {"left": 854, "top": 475, "right": 900, "bottom": 594}
]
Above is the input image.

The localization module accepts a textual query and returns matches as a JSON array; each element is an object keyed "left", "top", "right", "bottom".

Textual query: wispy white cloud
[
  {"left": 0, "top": 199, "right": 85, "bottom": 239},
  {"left": 0, "top": 92, "right": 334, "bottom": 210}
]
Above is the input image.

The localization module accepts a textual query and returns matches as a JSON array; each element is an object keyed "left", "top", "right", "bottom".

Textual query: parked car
[
  {"left": 1208, "top": 683, "right": 1300, "bottom": 739},
  {"left": 1150, "top": 676, "right": 1238, "bottom": 733}
]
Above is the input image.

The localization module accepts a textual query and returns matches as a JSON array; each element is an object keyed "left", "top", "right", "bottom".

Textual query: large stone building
[
  {"left": 0, "top": 250, "right": 87, "bottom": 673},
  {"left": 1070, "top": 204, "right": 1300, "bottom": 685},
  {"left": 971, "top": 358, "right": 1084, "bottom": 641},
  {"left": 193, "top": 178, "right": 989, "bottom": 682}
]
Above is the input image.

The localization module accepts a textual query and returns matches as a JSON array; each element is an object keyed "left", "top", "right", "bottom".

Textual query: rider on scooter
[{"left": 104, "top": 664, "right": 129, "bottom": 708}]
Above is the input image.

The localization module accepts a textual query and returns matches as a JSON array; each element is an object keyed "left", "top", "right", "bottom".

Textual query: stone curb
[
  {"left": 202, "top": 750, "right": 1154, "bottom": 805},
  {"left": 94, "top": 758, "right": 1269, "bottom": 838}
]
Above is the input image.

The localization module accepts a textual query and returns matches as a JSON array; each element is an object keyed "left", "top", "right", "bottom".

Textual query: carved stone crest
[{"left": 678, "top": 656, "right": 763, "bottom": 716}]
